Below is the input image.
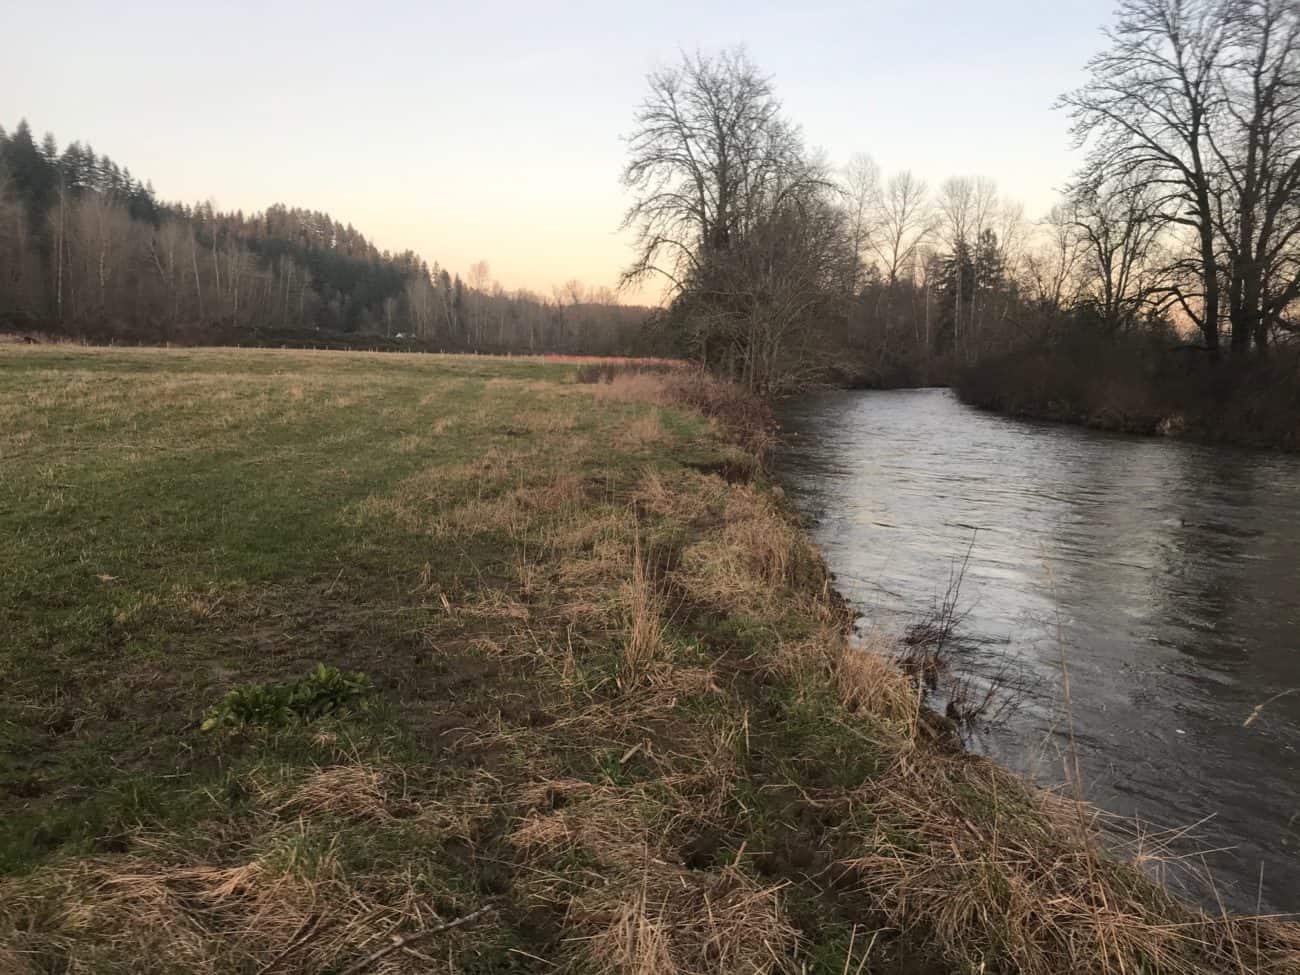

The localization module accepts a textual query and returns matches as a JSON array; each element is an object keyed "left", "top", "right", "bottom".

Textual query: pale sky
[{"left": 4, "top": 0, "right": 1116, "bottom": 300}]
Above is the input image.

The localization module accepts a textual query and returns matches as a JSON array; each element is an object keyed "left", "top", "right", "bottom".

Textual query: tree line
[
  {"left": 626, "top": 3, "right": 1300, "bottom": 393},
  {"left": 1062, "top": 0, "right": 1300, "bottom": 356},
  {"left": 14, "top": 0, "right": 1298, "bottom": 386},
  {"left": 620, "top": 50, "right": 1076, "bottom": 391},
  {"left": 0, "top": 120, "right": 650, "bottom": 354}
]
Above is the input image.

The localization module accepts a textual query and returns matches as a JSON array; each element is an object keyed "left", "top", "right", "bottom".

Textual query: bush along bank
[
  {"left": 954, "top": 335, "right": 1300, "bottom": 450},
  {"left": 0, "top": 347, "right": 1296, "bottom": 974}
]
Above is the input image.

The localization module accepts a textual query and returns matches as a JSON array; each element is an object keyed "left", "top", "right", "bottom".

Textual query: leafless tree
[
  {"left": 468, "top": 260, "right": 491, "bottom": 345},
  {"left": 1210, "top": 0, "right": 1300, "bottom": 349},
  {"left": 842, "top": 152, "right": 881, "bottom": 290},
  {"left": 1064, "top": 0, "right": 1300, "bottom": 352},
  {"left": 1062, "top": 0, "right": 1228, "bottom": 350},
  {"left": 871, "top": 170, "right": 932, "bottom": 288},
  {"left": 620, "top": 47, "right": 814, "bottom": 295},
  {"left": 708, "top": 185, "right": 857, "bottom": 390},
  {"left": 1069, "top": 176, "right": 1167, "bottom": 330},
  {"left": 621, "top": 47, "right": 843, "bottom": 389},
  {"left": 1025, "top": 202, "right": 1086, "bottom": 314},
  {"left": 938, "top": 176, "right": 1001, "bottom": 358}
]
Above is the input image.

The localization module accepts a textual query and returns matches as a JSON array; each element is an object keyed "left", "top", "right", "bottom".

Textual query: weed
[{"left": 201, "top": 664, "right": 375, "bottom": 731}]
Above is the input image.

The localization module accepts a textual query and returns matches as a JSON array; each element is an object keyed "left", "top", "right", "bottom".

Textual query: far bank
[{"left": 952, "top": 338, "right": 1300, "bottom": 451}]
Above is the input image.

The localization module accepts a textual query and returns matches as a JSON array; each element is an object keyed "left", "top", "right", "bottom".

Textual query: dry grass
[
  {"left": 585, "top": 867, "right": 796, "bottom": 975},
  {"left": 0, "top": 756, "right": 505, "bottom": 974},
  {"left": 621, "top": 411, "right": 667, "bottom": 446},
  {"left": 3, "top": 347, "right": 1297, "bottom": 975},
  {"left": 839, "top": 752, "right": 1300, "bottom": 975},
  {"left": 6, "top": 831, "right": 359, "bottom": 973},
  {"left": 824, "top": 632, "right": 922, "bottom": 734},
  {"left": 620, "top": 552, "right": 669, "bottom": 689},
  {"left": 276, "top": 764, "right": 408, "bottom": 821},
  {"left": 509, "top": 762, "right": 794, "bottom": 975},
  {"left": 632, "top": 468, "right": 725, "bottom": 527},
  {"left": 580, "top": 366, "right": 776, "bottom": 458},
  {"left": 588, "top": 372, "right": 673, "bottom": 405},
  {"left": 676, "top": 482, "right": 826, "bottom": 617},
  {"left": 721, "top": 485, "right": 818, "bottom": 588}
]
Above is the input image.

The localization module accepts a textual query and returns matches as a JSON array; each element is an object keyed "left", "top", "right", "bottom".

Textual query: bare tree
[
  {"left": 468, "top": 260, "right": 491, "bottom": 345},
  {"left": 1025, "top": 202, "right": 1085, "bottom": 314},
  {"left": 1062, "top": 0, "right": 1227, "bottom": 350},
  {"left": 709, "top": 186, "right": 856, "bottom": 390},
  {"left": 1070, "top": 177, "right": 1167, "bottom": 330},
  {"left": 871, "top": 170, "right": 931, "bottom": 287},
  {"left": 621, "top": 47, "right": 811, "bottom": 296},
  {"left": 621, "top": 47, "right": 840, "bottom": 389},
  {"left": 842, "top": 152, "right": 881, "bottom": 290},
  {"left": 1210, "top": 0, "right": 1300, "bottom": 350},
  {"left": 938, "top": 176, "right": 1000, "bottom": 358}
]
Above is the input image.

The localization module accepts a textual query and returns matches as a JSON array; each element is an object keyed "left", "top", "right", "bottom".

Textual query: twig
[
  {"left": 339, "top": 905, "right": 496, "bottom": 975},
  {"left": 323, "top": 568, "right": 345, "bottom": 595},
  {"left": 1243, "top": 688, "right": 1297, "bottom": 727},
  {"left": 257, "top": 912, "right": 322, "bottom": 975}
]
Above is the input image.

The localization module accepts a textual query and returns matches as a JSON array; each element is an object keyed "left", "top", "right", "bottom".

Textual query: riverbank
[
  {"left": 2, "top": 347, "right": 1296, "bottom": 973},
  {"left": 954, "top": 340, "right": 1300, "bottom": 450}
]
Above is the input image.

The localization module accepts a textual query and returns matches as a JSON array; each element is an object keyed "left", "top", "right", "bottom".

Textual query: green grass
[
  {"left": 0, "top": 350, "right": 710, "bottom": 876},
  {"left": 0, "top": 346, "right": 829, "bottom": 973}
]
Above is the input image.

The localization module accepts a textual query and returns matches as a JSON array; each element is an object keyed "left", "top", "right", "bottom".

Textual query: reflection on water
[{"left": 775, "top": 388, "right": 1300, "bottom": 913}]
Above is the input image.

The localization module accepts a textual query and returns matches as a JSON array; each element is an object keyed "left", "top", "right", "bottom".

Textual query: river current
[{"left": 775, "top": 388, "right": 1300, "bottom": 913}]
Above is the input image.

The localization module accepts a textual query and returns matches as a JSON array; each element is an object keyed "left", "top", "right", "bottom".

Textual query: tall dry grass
[
  {"left": 580, "top": 366, "right": 776, "bottom": 459},
  {"left": 618, "top": 431, "right": 1300, "bottom": 975},
  {"left": 620, "top": 551, "right": 668, "bottom": 690}
]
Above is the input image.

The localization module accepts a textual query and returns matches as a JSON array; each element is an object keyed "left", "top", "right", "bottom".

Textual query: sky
[{"left": 4, "top": 0, "right": 1117, "bottom": 301}]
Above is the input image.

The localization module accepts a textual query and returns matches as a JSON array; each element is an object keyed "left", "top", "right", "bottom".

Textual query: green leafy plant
[{"left": 201, "top": 664, "right": 375, "bottom": 731}]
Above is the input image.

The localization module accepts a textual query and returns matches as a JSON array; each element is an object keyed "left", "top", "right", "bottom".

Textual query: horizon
[{"left": 6, "top": 0, "right": 1115, "bottom": 300}]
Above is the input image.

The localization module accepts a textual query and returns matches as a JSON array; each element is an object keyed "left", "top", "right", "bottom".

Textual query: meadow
[{"left": 0, "top": 346, "right": 1295, "bottom": 974}]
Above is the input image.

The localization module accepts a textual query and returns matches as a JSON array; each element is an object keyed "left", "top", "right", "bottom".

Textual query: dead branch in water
[{"left": 1244, "top": 689, "right": 1298, "bottom": 728}]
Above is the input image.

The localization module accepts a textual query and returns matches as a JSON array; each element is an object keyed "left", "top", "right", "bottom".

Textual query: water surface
[{"left": 775, "top": 388, "right": 1300, "bottom": 913}]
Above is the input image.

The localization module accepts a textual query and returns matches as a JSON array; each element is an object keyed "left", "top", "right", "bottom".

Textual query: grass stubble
[{"left": 0, "top": 345, "right": 1296, "bottom": 974}]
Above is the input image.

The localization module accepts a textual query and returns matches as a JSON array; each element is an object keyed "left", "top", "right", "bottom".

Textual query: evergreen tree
[{"left": 2, "top": 121, "right": 56, "bottom": 223}]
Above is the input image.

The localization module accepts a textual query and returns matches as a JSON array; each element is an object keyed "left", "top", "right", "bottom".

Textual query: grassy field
[{"left": 1, "top": 346, "right": 1296, "bottom": 974}]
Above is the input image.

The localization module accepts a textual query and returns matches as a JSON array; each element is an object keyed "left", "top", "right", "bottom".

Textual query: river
[{"left": 774, "top": 388, "right": 1300, "bottom": 914}]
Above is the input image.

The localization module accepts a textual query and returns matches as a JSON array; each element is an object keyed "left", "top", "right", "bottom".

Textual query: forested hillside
[{"left": 0, "top": 120, "right": 650, "bottom": 353}]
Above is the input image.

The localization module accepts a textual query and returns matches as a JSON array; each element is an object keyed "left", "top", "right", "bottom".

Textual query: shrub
[
  {"left": 573, "top": 359, "right": 682, "bottom": 384},
  {"left": 578, "top": 362, "right": 776, "bottom": 458},
  {"left": 659, "top": 368, "right": 775, "bottom": 457},
  {"left": 201, "top": 664, "right": 375, "bottom": 731},
  {"left": 954, "top": 325, "right": 1300, "bottom": 448}
]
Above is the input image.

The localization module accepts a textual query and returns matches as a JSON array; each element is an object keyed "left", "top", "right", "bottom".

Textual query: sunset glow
[{"left": 4, "top": 0, "right": 1114, "bottom": 296}]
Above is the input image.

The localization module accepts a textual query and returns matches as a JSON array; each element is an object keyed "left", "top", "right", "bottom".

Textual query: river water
[{"left": 774, "top": 388, "right": 1300, "bottom": 914}]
